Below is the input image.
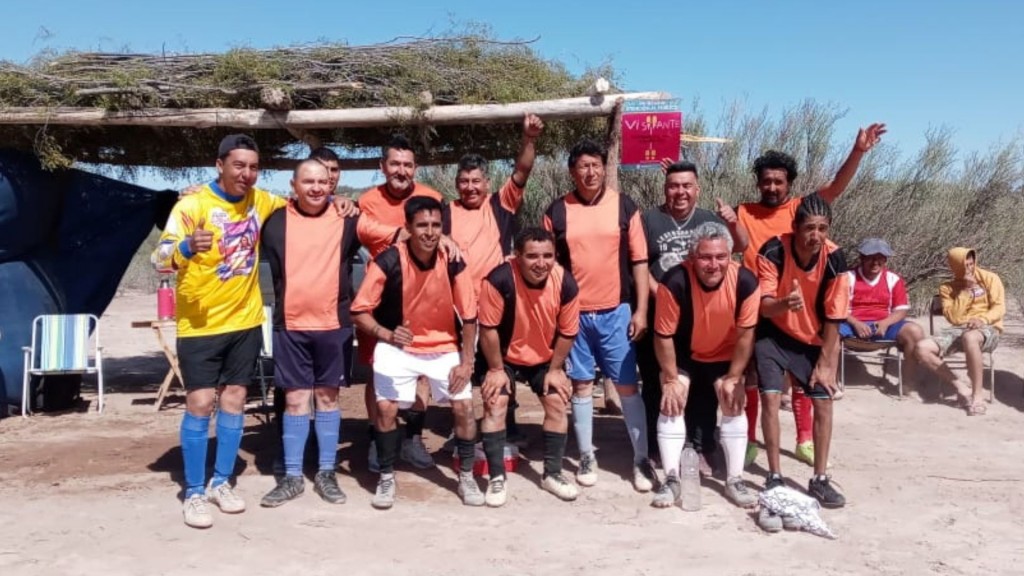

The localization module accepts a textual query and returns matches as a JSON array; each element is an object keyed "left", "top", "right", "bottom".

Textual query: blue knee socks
[
  {"left": 282, "top": 413, "right": 310, "bottom": 478},
  {"left": 211, "top": 410, "right": 244, "bottom": 488},
  {"left": 314, "top": 410, "right": 341, "bottom": 472},
  {"left": 181, "top": 413, "right": 210, "bottom": 498},
  {"left": 571, "top": 395, "right": 594, "bottom": 456}
]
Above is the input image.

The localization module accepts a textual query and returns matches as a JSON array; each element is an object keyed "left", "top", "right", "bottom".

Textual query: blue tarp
[{"left": 0, "top": 150, "right": 176, "bottom": 411}]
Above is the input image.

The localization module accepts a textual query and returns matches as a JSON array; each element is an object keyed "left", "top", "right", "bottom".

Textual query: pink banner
[{"left": 621, "top": 111, "right": 683, "bottom": 165}]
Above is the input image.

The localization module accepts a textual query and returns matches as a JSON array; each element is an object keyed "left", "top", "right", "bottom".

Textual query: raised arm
[
  {"left": 818, "top": 123, "right": 887, "bottom": 203},
  {"left": 511, "top": 113, "right": 543, "bottom": 188}
]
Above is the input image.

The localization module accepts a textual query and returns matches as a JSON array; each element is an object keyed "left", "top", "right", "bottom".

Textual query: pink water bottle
[{"left": 157, "top": 275, "right": 176, "bottom": 320}]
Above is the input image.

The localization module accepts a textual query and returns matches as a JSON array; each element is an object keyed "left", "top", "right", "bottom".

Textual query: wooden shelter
[{"left": 0, "top": 37, "right": 668, "bottom": 173}]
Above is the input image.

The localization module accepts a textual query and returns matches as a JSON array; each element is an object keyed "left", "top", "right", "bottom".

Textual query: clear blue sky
[{"left": 2, "top": 0, "right": 1021, "bottom": 190}]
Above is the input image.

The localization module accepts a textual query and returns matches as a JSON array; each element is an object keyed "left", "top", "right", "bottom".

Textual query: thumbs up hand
[
  {"left": 715, "top": 198, "right": 737, "bottom": 224},
  {"left": 783, "top": 278, "right": 804, "bottom": 311},
  {"left": 188, "top": 217, "right": 215, "bottom": 253},
  {"left": 390, "top": 319, "right": 414, "bottom": 347}
]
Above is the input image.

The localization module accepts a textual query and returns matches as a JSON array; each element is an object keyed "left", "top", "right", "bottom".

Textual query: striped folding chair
[{"left": 21, "top": 314, "right": 103, "bottom": 417}]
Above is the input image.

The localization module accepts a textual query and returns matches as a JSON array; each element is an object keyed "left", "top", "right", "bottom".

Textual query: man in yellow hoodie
[{"left": 916, "top": 248, "right": 1004, "bottom": 415}]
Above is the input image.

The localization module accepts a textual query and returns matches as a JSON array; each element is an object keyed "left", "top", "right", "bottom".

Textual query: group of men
[{"left": 156, "top": 114, "right": 1004, "bottom": 532}]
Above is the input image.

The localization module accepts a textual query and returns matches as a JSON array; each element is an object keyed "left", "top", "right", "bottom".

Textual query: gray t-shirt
[{"left": 641, "top": 206, "right": 724, "bottom": 282}]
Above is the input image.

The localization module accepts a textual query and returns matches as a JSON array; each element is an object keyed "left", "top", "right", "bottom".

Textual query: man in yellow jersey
[{"left": 153, "top": 135, "right": 356, "bottom": 529}]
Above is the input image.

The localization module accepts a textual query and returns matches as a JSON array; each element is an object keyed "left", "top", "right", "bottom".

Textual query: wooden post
[{"left": 604, "top": 98, "right": 624, "bottom": 192}]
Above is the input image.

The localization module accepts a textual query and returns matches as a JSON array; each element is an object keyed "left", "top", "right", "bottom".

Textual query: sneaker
[
  {"left": 757, "top": 507, "right": 783, "bottom": 533},
  {"left": 401, "top": 436, "right": 435, "bottom": 469},
  {"left": 632, "top": 458, "right": 659, "bottom": 493},
  {"left": 371, "top": 475, "right": 396, "bottom": 510},
  {"left": 313, "top": 470, "right": 347, "bottom": 505},
  {"left": 207, "top": 481, "right": 246, "bottom": 513},
  {"left": 457, "top": 471, "right": 485, "bottom": 506},
  {"left": 485, "top": 476, "right": 508, "bottom": 507},
  {"left": 744, "top": 443, "right": 758, "bottom": 467},
  {"left": 795, "top": 442, "right": 815, "bottom": 466},
  {"left": 541, "top": 473, "right": 579, "bottom": 501},
  {"left": 764, "top": 472, "right": 785, "bottom": 491},
  {"left": 576, "top": 452, "right": 598, "bottom": 487},
  {"left": 724, "top": 476, "right": 758, "bottom": 508},
  {"left": 650, "top": 475, "right": 681, "bottom": 508},
  {"left": 260, "top": 476, "right": 305, "bottom": 508},
  {"left": 367, "top": 440, "right": 380, "bottom": 474},
  {"left": 808, "top": 475, "right": 846, "bottom": 509},
  {"left": 182, "top": 494, "right": 213, "bottom": 529}
]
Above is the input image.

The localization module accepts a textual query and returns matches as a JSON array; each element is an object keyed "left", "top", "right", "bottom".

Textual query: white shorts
[{"left": 373, "top": 342, "right": 470, "bottom": 408}]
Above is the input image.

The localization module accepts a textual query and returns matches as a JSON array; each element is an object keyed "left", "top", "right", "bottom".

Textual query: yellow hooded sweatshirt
[{"left": 939, "top": 247, "right": 1005, "bottom": 332}]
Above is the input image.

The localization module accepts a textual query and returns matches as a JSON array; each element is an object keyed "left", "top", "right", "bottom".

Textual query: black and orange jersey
[
  {"left": 756, "top": 233, "right": 849, "bottom": 345},
  {"left": 478, "top": 260, "right": 579, "bottom": 366},
  {"left": 356, "top": 183, "right": 444, "bottom": 257},
  {"left": 654, "top": 260, "right": 760, "bottom": 363},
  {"left": 542, "top": 188, "right": 648, "bottom": 312},
  {"left": 442, "top": 178, "right": 523, "bottom": 287},
  {"left": 261, "top": 201, "right": 361, "bottom": 331},
  {"left": 351, "top": 242, "right": 477, "bottom": 354},
  {"left": 737, "top": 197, "right": 801, "bottom": 271}
]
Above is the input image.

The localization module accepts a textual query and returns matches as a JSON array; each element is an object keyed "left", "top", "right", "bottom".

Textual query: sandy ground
[{"left": 2, "top": 292, "right": 1023, "bottom": 576}]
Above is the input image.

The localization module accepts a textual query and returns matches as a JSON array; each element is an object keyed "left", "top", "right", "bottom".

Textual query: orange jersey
[
  {"left": 351, "top": 243, "right": 477, "bottom": 354},
  {"left": 356, "top": 183, "right": 444, "bottom": 256},
  {"left": 261, "top": 202, "right": 361, "bottom": 331},
  {"left": 737, "top": 197, "right": 801, "bottom": 271},
  {"left": 654, "top": 260, "right": 760, "bottom": 363},
  {"left": 543, "top": 188, "right": 648, "bottom": 312},
  {"left": 756, "top": 234, "right": 849, "bottom": 345},
  {"left": 443, "top": 178, "right": 524, "bottom": 287},
  {"left": 478, "top": 260, "right": 579, "bottom": 366}
]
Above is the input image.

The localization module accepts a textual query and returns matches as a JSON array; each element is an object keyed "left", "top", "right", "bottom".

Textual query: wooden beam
[
  {"left": 0, "top": 92, "right": 671, "bottom": 129},
  {"left": 85, "top": 151, "right": 473, "bottom": 172}
]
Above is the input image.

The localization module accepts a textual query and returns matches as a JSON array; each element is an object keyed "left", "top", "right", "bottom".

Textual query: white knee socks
[
  {"left": 656, "top": 413, "right": 686, "bottom": 478},
  {"left": 719, "top": 414, "right": 747, "bottom": 480}
]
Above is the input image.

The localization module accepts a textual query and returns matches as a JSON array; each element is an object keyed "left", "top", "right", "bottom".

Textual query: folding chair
[
  {"left": 839, "top": 337, "right": 903, "bottom": 397},
  {"left": 254, "top": 305, "right": 274, "bottom": 409},
  {"left": 928, "top": 295, "right": 997, "bottom": 401},
  {"left": 22, "top": 314, "right": 103, "bottom": 417}
]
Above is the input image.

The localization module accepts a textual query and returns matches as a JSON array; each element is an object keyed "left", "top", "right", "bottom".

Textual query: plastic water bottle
[
  {"left": 157, "top": 275, "right": 175, "bottom": 320},
  {"left": 680, "top": 444, "right": 701, "bottom": 511}
]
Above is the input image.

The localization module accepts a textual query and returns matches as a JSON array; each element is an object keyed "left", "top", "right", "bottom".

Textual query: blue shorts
[
  {"left": 839, "top": 319, "right": 908, "bottom": 341},
  {"left": 567, "top": 303, "right": 638, "bottom": 385},
  {"left": 273, "top": 327, "right": 352, "bottom": 389}
]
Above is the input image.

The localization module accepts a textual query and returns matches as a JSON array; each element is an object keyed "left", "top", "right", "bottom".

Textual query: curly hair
[{"left": 753, "top": 150, "right": 798, "bottom": 183}]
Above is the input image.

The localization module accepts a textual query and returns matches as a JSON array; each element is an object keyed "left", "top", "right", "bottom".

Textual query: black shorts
[
  {"left": 754, "top": 328, "right": 829, "bottom": 400},
  {"left": 177, "top": 327, "right": 262, "bottom": 390},
  {"left": 680, "top": 360, "right": 731, "bottom": 390},
  {"left": 505, "top": 363, "right": 554, "bottom": 396},
  {"left": 273, "top": 327, "right": 352, "bottom": 389}
]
